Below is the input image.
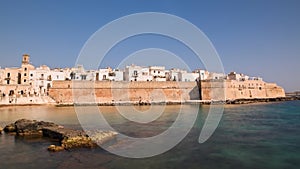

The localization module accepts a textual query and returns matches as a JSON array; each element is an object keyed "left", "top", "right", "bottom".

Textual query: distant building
[
  {"left": 69, "top": 65, "right": 95, "bottom": 81},
  {"left": 167, "top": 68, "right": 200, "bottom": 82},
  {"left": 193, "top": 69, "right": 210, "bottom": 80},
  {"left": 228, "top": 72, "right": 262, "bottom": 81},
  {"left": 29, "top": 65, "right": 51, "bottom": 95},
  {"left": 109, "top": 69, "right": 124, "bottom": 81},
  {"left": 1, "top": 54, "right": 35, "bottom": 85},
  {"left": 0, "top": 54, "right": 34, "bottom": 97},
  {"left": 1, "top": 53, "right": 285, "bottom": 104},
  {"left": 208, "top": 72, "right": 227, "bottom": 80},
  {"left": 149, "top": 66, "right": 166, "bottom": 81},
  {"left": 96, "top": 67, "right": 123, "bottom": 81},
  {"left": 179, "top": 72, "right": 199, "bottom": 82},
  {"left": 124, "top": 65, "right": 152, "bottom": 81},
  {"left": 167, "top": 68, "right": 184, "bottom": 81},
  {"left": 29, "top": 65, "right": 66, "bottom": 95}
]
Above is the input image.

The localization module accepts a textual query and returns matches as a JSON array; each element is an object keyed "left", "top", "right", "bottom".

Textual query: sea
[{"left": 0, "top": 101, "right": 299, "bottom": 169}]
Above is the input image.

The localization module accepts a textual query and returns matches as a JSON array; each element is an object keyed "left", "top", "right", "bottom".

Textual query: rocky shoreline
[
  {"left": 225, "top": 97, "right": 300, "bottom": 104},
  {"left": 3, "top": 119, "right": 117, "bottom": 152},
  {"left": 55, "top": 96, "right": 300, "bottom": 107},
  {"left": 0, "top": 97, "right": 298, "bottom": 108}
]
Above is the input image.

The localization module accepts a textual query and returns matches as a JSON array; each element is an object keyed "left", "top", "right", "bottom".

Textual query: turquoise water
[{"left": 0, "top": 101, "right": 299, "bottom": 169}]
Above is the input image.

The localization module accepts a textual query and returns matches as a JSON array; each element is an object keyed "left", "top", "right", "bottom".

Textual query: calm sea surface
[{"left": 0, "top": 101, "right": 299, "bottom": 169}]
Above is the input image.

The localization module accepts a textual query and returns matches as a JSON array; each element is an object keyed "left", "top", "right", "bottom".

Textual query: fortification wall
[
  {"left": 49, "top": 80, "right": 285, "bottom": 104},
  {"left": 49, "top": 81, "right": 200, "bottom": 104},
  {"left": 201, "top": 80, "right": 285, "bottom": 100}
]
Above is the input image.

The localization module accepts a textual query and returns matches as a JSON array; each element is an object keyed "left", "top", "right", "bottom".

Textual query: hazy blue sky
[{"left": 0, "top": 0, "right": 299, "bottom": 92}]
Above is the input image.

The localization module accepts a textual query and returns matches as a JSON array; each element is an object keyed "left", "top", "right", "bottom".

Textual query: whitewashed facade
[
  {"left": 149, "top": 66, "right": 166, "bottom": 81},
  {"left": 124, "top": 65, "right": 152, "bottom": 81},
  {"left": 179, "top": 72, "right": 199, "bottom": 82}
]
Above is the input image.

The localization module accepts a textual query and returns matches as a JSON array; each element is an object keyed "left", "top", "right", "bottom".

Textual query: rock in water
[
  {"left": 3, "top": 119, "right": 118, "bottom": 152},
  {"left": 13, "top": 119, "right": 58, "bottom": 136},
  {"left": 4, "top": 123, "right": 16, "bottom": 133},
  {"left": 43, "top": 127, "right": 117, "bottom": 149},
  {"left": 47, "top": 145, "right": 65, "bottom": 152}
]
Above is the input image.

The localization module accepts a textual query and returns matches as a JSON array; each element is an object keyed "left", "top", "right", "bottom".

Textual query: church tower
[
  {"left": 22, "top": 54, "right": 30, "bottom": 64},
  {"left": 21, "top": 54, "right": 34, "bottom": 85}
]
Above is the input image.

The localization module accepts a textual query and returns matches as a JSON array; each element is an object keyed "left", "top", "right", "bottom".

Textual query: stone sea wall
[
  {"left": 49, "top": 80, "right": 286, "bottom": 104},
  {"left": 49, "top": 81, "right": 200, "bottom": 104},
  {"left": 201, "top": 80, "right": 285, "bottom": 100}
]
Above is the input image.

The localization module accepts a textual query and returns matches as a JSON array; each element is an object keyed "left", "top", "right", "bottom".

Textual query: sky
[{"left": 0, "top": 0, "right": 299, "bottom": 92}]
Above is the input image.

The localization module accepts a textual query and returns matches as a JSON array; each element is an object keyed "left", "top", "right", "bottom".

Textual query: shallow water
[{"left": 0, "top": 101, "right": 299, "bottom": 169}]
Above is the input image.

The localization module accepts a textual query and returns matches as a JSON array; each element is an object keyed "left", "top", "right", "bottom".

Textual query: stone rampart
[
  {"left": 200, "top": 80, "right": 285, "bottom": 100},
  {"left": 49, "top": 81, "right": 200, "bottom": 104},
  {"left": 49, "top": 80, "right": 285, "bottom": 104}
]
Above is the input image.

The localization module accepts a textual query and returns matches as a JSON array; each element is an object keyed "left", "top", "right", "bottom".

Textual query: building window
[
  {"left": 7, "top": 73, "right": 10, "bottom": 77},
  {"left": 70, "top": 72, "right": 76, "bottom": 80},
  {"left": 154, "top": 70, "right": 156, "bottom": 73},
  {"left": 24, "top": 79, "right": 27, "bottom": 82},
  {"left": 24, "top": 67, "right": 27, "bottom": 71},
  {"left": 158, "top": 71, "right": 160, "bottom": 74},
  {"left": 24, "top": 73, "right": 27, "bottom": 76},
  {"left": 81, "top": 75, "right": 87, "bottom": 80},
  {"left": 30, "top": 74, "right": 33, "bottom": 77}
]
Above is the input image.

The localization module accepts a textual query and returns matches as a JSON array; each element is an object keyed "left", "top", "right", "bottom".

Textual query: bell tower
[
  {"left": 22, "top": 54, "right": 30, "bottom": 64},
  {"left": 20, "top": 54, "right": 34, "bottom": 85}
]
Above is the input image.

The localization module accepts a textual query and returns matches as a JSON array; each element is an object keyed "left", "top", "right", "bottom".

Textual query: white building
[
  {"left": 97, "top": 67, "right": 124, "bottom": 81},
  {"left": 179, "top": 72, "right": 199, "bottom": 82},
  {"left": 51, "top": 68, "right": 69, "bottom": 81},
  {"left": 109, "top": 69, "right": 124, "bottom": 81},
  {"left": 167, "top": 68, "right": 183, "bottom": 81},
  {"left": 208, "top": 72, "right": 227, "bottom": 80},
  {"left": 98, "top": 68, "right": 110, "bottom": 81},
  {"left": 29, "top": 65, "right": 51, "bottom": 95},
  {"left": 228, "top": 72, "right": 262, "bottom": 81},
  {"left": 168, "top": 68, "right": 199, "bottom": 82},
  {"left": 69, "top": 65, "right": 95, "bottom": 81},
  {"left": 193, "top": 69, "right": 210, "bottom": 80},
  {"left": 124, "top": 65, "right": 152, "bottom": 81},
  {"left": 149, "top": 66, "right": 166, "bottom": 81},
  {"left": 29, "top": 65, "right": 66, "bottom": 95}
]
